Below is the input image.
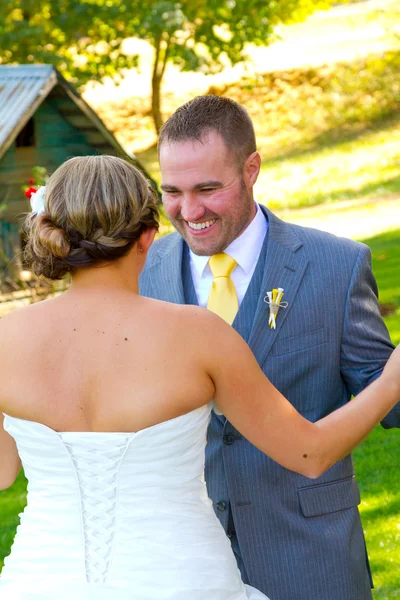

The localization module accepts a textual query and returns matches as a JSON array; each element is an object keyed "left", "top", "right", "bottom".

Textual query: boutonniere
[{"left": 264, "top": 287, "right": 288, "bottom": 329}]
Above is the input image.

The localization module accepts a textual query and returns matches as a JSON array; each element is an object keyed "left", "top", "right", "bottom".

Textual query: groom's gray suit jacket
[{"left": 140, "top": 206, "right": 397, "bottom": 600}]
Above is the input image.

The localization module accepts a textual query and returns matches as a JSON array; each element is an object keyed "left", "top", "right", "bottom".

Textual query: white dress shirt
[{"left": 190, "top": 203, "right": 268, "bottom": 308}]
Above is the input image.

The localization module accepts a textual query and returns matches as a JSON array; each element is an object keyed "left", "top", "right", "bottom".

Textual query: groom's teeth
[{"left": 188, "top": 219, "right": 216, "bottom": 230}]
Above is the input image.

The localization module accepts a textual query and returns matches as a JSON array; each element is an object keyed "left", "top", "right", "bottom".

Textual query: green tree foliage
[{"left": 0, "top": 0, "right": 339, "bottom": 132}]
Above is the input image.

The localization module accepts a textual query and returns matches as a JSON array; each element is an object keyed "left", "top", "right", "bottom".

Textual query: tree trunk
[
  {"left": 151, "top": 72, "right": 163, "bottom": 133},
  {"left": 151, "top": 33, "right": 170, "bottom": 135}
]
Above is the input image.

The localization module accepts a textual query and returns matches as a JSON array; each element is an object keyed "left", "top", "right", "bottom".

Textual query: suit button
[
  {"left": 216, "top": 501, "right": 226, "bottom": 511},
  {"left": 223, "top": 433, "right": 235, "bottom": 445}
]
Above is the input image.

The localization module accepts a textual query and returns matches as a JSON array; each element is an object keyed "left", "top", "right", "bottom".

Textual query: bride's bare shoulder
[
  {"left": 0, "top": 303, "right": 35, "bottom": 329},
  {"left": 142, "top": 297, "right": 231, "bottom": 342},
  {"left": 0, "top": 297, "right": 57, "bottom": 342},
  {"left": 1, "top": 297, "right": 54, "bottom": 322},
  {"left": 142, "top": 296, "right": 218, "bottom": 323},
  {"left": 0, "top": 307, "right": 29, "bottom": 360}
]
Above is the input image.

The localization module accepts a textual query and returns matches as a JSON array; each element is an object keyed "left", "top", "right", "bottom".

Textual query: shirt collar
[{"left": 189, "top": 203, "right": 268, "bottom": 277}]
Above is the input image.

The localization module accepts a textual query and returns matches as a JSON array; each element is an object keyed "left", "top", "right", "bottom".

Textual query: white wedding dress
[{"left": 0, "top": 404, "right": 270, "bottom": 600}]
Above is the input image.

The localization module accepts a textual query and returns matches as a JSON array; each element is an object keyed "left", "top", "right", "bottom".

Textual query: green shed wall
[
  {"left": 0, "top": 98, "right": 100, "bottom": 218},
  {"left": 35, "top": 99, "right": 98, "bottom": 169}
]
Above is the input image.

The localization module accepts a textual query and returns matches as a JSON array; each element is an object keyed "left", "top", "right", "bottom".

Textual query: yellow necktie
[{"left": 207, "top": 253, "right": 239, "bottom": 325}]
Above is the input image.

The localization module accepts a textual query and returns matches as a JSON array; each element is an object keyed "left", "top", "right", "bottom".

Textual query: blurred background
[{"left": 0, "top": 0, "right": 399, "bottom": 597}]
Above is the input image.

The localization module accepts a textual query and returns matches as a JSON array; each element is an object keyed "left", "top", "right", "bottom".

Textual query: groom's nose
[{"left": 180, "top": 194, "right": 205, "bottom": 222}]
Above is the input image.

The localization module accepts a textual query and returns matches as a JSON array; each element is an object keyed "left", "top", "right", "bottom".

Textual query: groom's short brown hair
[{"left": 158, "top": 95, "right": 256, "bottom": 169}]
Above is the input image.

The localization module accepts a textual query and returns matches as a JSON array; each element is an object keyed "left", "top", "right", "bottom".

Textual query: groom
[{"left": 140, "top": 95, "right": 398, "bottom": 599}]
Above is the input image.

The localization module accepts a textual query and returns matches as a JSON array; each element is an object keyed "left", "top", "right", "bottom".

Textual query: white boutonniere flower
[{"left": 264, "top": 287, "right": 288, "bottom": 329}]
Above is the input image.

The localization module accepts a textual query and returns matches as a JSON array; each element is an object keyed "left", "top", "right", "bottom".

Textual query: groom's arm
[{"left": 340, "top": 243, "right": 398, "bottom": 428}]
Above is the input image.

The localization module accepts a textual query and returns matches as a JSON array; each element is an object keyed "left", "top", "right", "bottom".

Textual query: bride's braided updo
[{"left": 24, "top": 155, "right": 159, "bottom": 280}]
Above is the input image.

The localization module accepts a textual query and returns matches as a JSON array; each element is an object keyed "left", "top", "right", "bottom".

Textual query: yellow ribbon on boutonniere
[{"left": 264, "top": 287, "right": 288, "bottom": 329}]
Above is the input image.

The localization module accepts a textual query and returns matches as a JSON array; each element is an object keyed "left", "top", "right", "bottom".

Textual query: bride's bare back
[{"left": 0, "top": 291, "right": 215, "bottom": 433}]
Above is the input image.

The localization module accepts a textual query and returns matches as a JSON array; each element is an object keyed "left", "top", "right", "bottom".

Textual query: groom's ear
[
  {"left": 243, "top": 151, "right": 261, "bottom": 188},
  {"left": 138, "top": 227, "right": 157, "bottom": 254}
]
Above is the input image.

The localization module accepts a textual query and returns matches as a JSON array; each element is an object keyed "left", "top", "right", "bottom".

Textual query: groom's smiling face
[{"left": 159, "top": 130, "right": 258, "bottom": 256}]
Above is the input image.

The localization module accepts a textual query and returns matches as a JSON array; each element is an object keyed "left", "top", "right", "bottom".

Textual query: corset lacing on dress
[{"left": 62, "top": 434, "right": 132, "bottom": 583}]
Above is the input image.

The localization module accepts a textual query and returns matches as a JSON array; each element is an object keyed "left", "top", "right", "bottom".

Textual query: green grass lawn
[
  {"left": 366, "top": 229, "right": 400, "bottom": 347},
  {"left": 355, "top": 426, "right": 400, "bottom": 600},
  {"left": 257, "top": 117, "right": 400, "bottom": 209},
  {"left": 0, "top": 471, "right": 27, "bottom": 563}
]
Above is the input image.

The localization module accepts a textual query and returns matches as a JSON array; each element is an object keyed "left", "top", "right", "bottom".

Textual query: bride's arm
[
  {"left": 200, "top": 312, "right": 400, "bottom": 479},
  {"left": 0, "top": 316, "right": 22, "bottom": 490},
  {"left": 0, "top": 414, "right": 21, "bottom": 490}
]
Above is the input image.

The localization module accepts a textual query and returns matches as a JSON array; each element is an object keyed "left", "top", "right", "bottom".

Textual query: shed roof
[
  {"left": 0, "top": 65, "right": 154, "bottom": 184},
  {"left": 0, "top": 65, "right": 56, "bottom": 159}
]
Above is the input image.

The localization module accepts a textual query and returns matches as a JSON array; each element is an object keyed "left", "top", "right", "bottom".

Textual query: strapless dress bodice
[{"left": 0, "top": 405, "right": 269, "bottom": 599}]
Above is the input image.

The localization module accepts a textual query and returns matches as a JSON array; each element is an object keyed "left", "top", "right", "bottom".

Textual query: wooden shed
[{"left": 0, "top": 64, "right": 156, "bottom": 284}]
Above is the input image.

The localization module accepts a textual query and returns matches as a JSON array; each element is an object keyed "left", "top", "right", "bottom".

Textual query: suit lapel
[
  {"left": 181, "top": 243, "right": 200, "bottom": 306},
  {"left": 248, "top": 207, "right": 309, "bottom": 366}
]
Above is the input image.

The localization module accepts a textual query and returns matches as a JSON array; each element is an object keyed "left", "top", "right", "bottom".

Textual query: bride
[{"left": 0, "top": 155, "right": 399, "bottom": 600}]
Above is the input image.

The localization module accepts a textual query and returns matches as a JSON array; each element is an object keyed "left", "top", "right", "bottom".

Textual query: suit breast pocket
[
  {"left": 270, "top": 326, "right": 328, "bottom": 357},
  {"left": 297, "top": 476, "right": 360, "bottom": 517}
]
